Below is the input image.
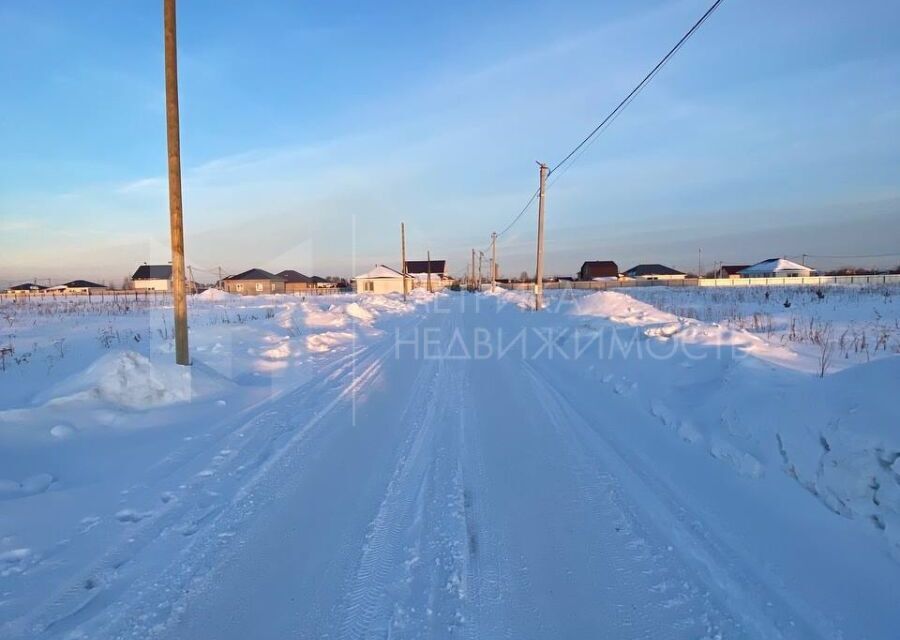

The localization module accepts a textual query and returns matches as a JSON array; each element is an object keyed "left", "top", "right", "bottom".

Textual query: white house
[
  {"left": 354, "top": 265, "right": 413, "bottom": 294},
  {"left": 131, "top": 264, "right": 173, "bottom": 291},
  {"left": 739, "top": 258, "right": 815, "bottom": 278}
]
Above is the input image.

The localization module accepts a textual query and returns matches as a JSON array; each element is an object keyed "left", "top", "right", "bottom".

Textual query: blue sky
[{"left": 1, "top": 0, "right": 899, "bottom": 284}]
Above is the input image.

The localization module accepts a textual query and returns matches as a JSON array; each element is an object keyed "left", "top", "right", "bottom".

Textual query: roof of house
[
  {"left": 739, "top": 258, "right": 814, "bottom": 275},
  {"left": 224, "top": 268, "right": 284, "bottom": 281},
  {"left": 309, "top": 275, "right": 329, "bottom": 283},
  {"left": 623, "top": 264, "right": 685, "bottom": 277},
  {"left": 579, "top": 261, "right": 619, "bottom": 279},
  {"left": 720, "top": 264, "right": 751, "bottom": 274},
  {"left": 405, "top": 259, "right": 447, "bottom": 275},
  {"left": 64, "top": 280, "right": 107, "bottom": 288},
  {"left": 354, "top": 265, "right": 411, "bottom": 280},
  {"left": 276, "top": 269, "right": 314, "bottom": 283},
  {"left": 132, "top": 264, "right": 172, "bottom": 280},
  {"left": 8, "top": 283, "right": 48, "bottom": 291}
]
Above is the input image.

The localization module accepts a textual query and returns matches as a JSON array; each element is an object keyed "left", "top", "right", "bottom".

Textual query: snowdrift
[{"left": 35, "top": 351, "right": 231, "bottom": 410}]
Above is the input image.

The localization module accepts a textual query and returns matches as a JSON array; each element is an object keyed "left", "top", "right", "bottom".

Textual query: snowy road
[{"left": 5, "top": 292, "right": 900, "bottom": 639}]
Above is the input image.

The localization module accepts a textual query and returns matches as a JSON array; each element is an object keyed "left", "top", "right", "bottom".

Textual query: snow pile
[
  {"left": 306, "top": 331, "right": 354, "bottom": 353},
  {"left": 572, "top": 291, "right": 679, "bottom": 325},
  {"left": 344, "top": 302, "right": 375, "bottom": 322},
  {"left": 38, "top": 351, "right": 229, "bottom": 410},
  {"left": 195, "top": 288, "right": 237, "bottom": 302},
  {"left": 359, "top": 295, "right": 413, "bottom": 313},
  {"left": 573, "top": 291, "right": 796, "bottom": 367},
  {"left": 303, "top": 303, "right": 348, "bottom": 328},
  {"left": 490, "top": 287, "right": 535, "bottom": 309}
]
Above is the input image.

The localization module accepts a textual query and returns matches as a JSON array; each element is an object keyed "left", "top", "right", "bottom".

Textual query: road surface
[{"left": 18, "top": 294, "right": 897, "bottom": 639}]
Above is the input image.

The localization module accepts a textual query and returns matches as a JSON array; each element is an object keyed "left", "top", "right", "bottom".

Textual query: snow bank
[
  {"left": 195, "top": 288, "right": 237, "bottom": 302},
  {"left": 37, "top": 351, "right": 230, "bottom": 410},
  {"left": 572, "top": 291, "right": 679, "bottom": 325},
  {"left": 306, "top": 331, "right": 354, "bottom": 353}
]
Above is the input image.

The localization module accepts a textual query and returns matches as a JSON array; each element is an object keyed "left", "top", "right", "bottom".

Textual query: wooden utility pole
[
  {"left": 534, "top": 162, "right": 548, "bottom": 311},
  {"left": 164, "top": 0, "right": 189, "bottom": 365},
  {"left": 401, "top": 222, "right": 408, "bottom": 301},
  {"left": 491, "top": 232, "right": 497, "bottom": 293},
  {"left": 426, "top": 250, "right": 433, "bottom": 294},
  {"left": 478, "top": 251, "right": 483, "bottom": 289},
  {"left": 698, "top": 248, "right": 702, "bottom": 279},
  {"left": 471, "top": 249, "right": 476, "bottom": 292},
  {"left": 217, "top": 266, "right": 223, "bottom": 289}
]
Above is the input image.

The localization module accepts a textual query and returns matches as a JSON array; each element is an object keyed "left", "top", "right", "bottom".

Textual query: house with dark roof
[
  {"left": 578, "top": 261, "right": 620, "bottom": 281},
  {"left": 6, "top": 283, "right": 48, "bottom": 294},
  {"left": 277, "top": 270, "right": 315, "bottom": 293},
  {"left": 131, "top": 264, "right": 173, "bottom": 291},
  {"left": 222, "top": 268, "right": 285, "bottom": 295},
  {"left": 404, "top": 259, "right": 451, "bottom": 289},
  {"left": 62, "top": 280, "right": 108, "bottom": 294},
  {"left": 622, "top": 264, "right": 686, "bottom": 281},
  {"left": 718, "top": 264, "right": 751, "bottom": 278}
]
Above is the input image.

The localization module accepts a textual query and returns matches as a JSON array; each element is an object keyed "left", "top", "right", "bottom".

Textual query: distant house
[
  {"left": 404, "top": 259, "right": 451, "bottom": 289},
  {"left": 739, "top": 258, "right": 815, "bottom": 278},
  {"left": 277, "top": 270, "right": 315, "bottom": 294},
  {"left": 354, "top": 265, "right": 412, "bottom": 294},
  {"left": 223, "top": 268, "right": 285, "bottom": 295},
  {"left": 6, "top": 283, "right": 48, "bottom": 294},
  {"left": 309, "top": 275, "right": 340, "bottom": 289},
  {"left": 131, "top": 264, "right": 173, "bottom": 291},
  {"left": 623, "top": 264, "right": 686, "bottom": 281},
  {"left": 579, "top": 261, "right": 619, "bottom": 281},
  {"left": 719, "top": 264, "right": 750, "bottom": 278},
  {"left": 62, "top": 280, "right": 108, "bottom": 294}
]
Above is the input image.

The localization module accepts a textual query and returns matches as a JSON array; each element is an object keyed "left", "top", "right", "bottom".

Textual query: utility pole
[
  {"left": 478, "top": 251, "right": 483, "bottom": 290},
  {"left": 187, "top": 265, "right": 196, "bottom": 294},
  {"left": 426, "top": 250, "right": 433, "bottom": 294},
  {"left": 400, "top": 222, "right": 408, "bottom": 301},
  {"left": 471, "top": 249, "right": 476, "bottom": 292},
  {"left": 491, "top": 231, "right": 497, "bottom": 293},
  {"left": 164, "top": 0, "right": 189, "bottom": 365},
  {"left": 534, "top": 162, "right": 548, "bottom": 311},
  {"left": 217, "top": 266, "right": 223, "bottom": 289},
  {"left": 698, "top": 248, "right": 702, "bottom": 280}
]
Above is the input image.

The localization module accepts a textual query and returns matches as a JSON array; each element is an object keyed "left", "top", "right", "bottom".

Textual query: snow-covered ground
[{"left": 0, "top": 285, "right": 898, "bottom": 638}]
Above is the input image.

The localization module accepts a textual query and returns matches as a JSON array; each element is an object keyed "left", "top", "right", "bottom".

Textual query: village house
[
  {"left": 277, "top": 270, "right": 315, "bottom": 294},
  {"left": 131, "top": 264, "right": 173, "bottom": 291},
  {"left": 404, "top": 259, "right": 452, "bottom": 290},
  {"left": 739, "top": 258, "right": 815, "bottom": 278},
  {"left": 578, "top": 260, "right": 620, "bottom": 281},
  {"left": 718, "top": 264, "right": 751, "bottom": 278},
  {"left": 622, "top": 264, "right": 686, "bottom": 281},
  {"left": 354, "top": 265, "right": 413, "bottom": 294},
  {"left": 5, "top": 283, "right": 48, "bottom": 294},
  {"left": 54, "top": 280, "right": 108, "bottom": 295},
  {"left": 223, "top": 268, "right": 285, "bottom": 295}
]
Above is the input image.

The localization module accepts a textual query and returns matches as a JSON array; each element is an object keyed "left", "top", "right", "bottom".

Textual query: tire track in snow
[
  {"left": 338, "top": 316, "right": 472, "bottom": 639},
  {"left": 520, "top": 357, "right": 828, "bottom": 639}
]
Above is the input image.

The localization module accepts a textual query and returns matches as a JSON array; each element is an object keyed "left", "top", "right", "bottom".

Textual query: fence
[
  {"left": 0, "top": 287, "right": 352, "bottom": 303},
  {"left": 496, "top": 273, "right": 900, "bottom": 291}
]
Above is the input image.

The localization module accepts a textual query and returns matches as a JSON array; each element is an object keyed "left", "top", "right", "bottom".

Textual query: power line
[
  {"left": 484, "top": 0, "right": 726, "bottom": 251},
  {"left": 548, "top": 0, "right": 725, "bottom": 178},
  {"left": 496, "top": 187, "right": 540, "bottom": 241},
  {"left": 799, "top": 252, "right": 900, "bottom": 260}
]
